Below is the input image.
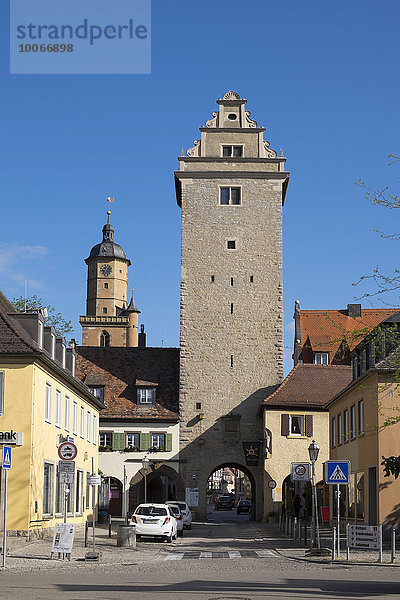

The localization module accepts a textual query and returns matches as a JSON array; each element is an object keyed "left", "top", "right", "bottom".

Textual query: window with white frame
[
  {"left": 88, "top": 386, "right": 104, "bottom": 402},
  {"left": 220, "top": 186, "right": 241, "bottom": 205},
  {"left": 87, "top": 411, "right": 91, "bottom": 443},
  {"left": 350, "top": 405, "right": 356, "bottom": 439},
  {"left": 0, "top": 371, "right": 4, "bottom": 416},
  {"left": 314, "top": 352, "right": 329, "bottom": 365},
  {"left": 93, "top": 415, "right": 97, "bottom": 446},
  {"left": 137, "top": 388, "right": 156, "bottom": 405},
  {"left": 331, "top": 417, "right": 336, "bottom": 448},
  {"left": 55, "top": 390, "right": 61, "bottom": 428},
  {"left": 222, "top": 145, "right": 243, "bottom": 157},
  {"left": 80, "top": 406, "right": 85, "bottom": 438},
  {"left": 45, "top": 383, "right": 52, "bottom": 423},
  {"left": 73, "top": 401, "right": 78, "bottom": 435},
  {"left": 290, "top": 415, "right": 304, "bottom": 436},
  {"left": 358, "top": 399, "right": 364, "bottom": 435},
  {"left": 337, "top": 413, "right": 342, "bottom": 445},
  {"left": 126, "top": 432, "right": 140, "bottom": 448},
  {"left": 43, "top": 462, "right": 54, "bottom": 515},
  {"left": 75, "top": 470, "right": 83, "bottom": 514},
  {"left": 99, "top": 432, "right": 112, "bottom": 447},
  {"left": 65, "top": 396, "right": 70, "bottom": 431},
  {"left": 151, "top": 433, "right": 166, "bottom": 449}
]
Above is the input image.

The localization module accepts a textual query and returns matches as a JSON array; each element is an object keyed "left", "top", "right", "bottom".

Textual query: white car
[
  {"left": 130, "top": 503, "right": 177, "bottom": 543},
  {"left": 167, "top": 503, "right": 184, "bottom": 537},
  {"left": 166, "top": 501, "right": 192, "bottom": 530}
]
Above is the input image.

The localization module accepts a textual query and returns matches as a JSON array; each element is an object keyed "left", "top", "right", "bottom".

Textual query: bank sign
[{"left": 0, "top": 430, "right": 23, "bottom": 445}]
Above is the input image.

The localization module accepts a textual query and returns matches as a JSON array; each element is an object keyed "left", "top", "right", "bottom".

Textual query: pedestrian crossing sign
[
  {"left": 324, "top": 460, "right": 350, "bottom": 484},
  {"left": 2, "top": 445, "right": 12, "bottom": 470}
]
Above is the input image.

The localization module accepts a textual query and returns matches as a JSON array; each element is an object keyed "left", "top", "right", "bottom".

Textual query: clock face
[{"left": 100, "top": 264, "right": 112, "bottom": 277}]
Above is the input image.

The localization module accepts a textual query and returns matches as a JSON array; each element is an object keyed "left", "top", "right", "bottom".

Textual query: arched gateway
[{"left": 175, "top": 91, "right": 289, "bottom": 521}]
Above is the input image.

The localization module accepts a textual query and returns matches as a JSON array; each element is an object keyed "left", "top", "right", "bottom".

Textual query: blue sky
[{"left": 1, "top": 0, "right": 399, "bottom": 374}]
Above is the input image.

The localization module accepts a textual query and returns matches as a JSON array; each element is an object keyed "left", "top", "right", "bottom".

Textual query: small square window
[
  {"left": 102, "top": 307, "right": 107, "bottom": 314},
  {"left": 222, "top": 145, "right": 243, "bottom": 158},
  {"left": 290, "top": 415, "right": 304, "bottom": 436},
  {"left": 137, "top": 388, "right": 156, "bottom": 404},
  {"left": 220, "top": 187, "right": 241, "bottom": 205},
  {"left": 227, "top": 240, "right": 236, "bottom": 250},
  {"left": 88, "top": 386, "right": 104, "bottom": 402},
  {"left": 195, "top": 402, "right": 202, "bottom": 410},
  {"left": 314, "top": 352, "right": 329, "bottom": 365},
  {"left": 104, "top": 283, "right": 109, "bottom": 289}
]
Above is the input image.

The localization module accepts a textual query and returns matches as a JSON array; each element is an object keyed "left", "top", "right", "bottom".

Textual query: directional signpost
[
  {"left": 347, "top": 524, "right": 383, "bottom": 561},
  {"left": 324, "top": 460, "right": 350, "bottom": 557}
]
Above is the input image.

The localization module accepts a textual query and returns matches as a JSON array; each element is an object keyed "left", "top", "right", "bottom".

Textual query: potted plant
[{"left": 99, "top": 445, "right": 113, "bottom": 452}]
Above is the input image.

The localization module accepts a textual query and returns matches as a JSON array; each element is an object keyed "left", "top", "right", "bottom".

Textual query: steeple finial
[{"left": 107, "top": 210, "right": 111, "bottom": 224}]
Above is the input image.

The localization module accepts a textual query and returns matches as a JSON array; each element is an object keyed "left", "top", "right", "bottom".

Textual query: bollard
[
  {"left": 84, "top": 521, "right": 89, "bottom": 548},
  {"left": 304, "top": 519, "right": 308, "bottom": 547},
  {"left": 332, "top": 527, "right": 336, "bottom": 560},
  {"left": 392, "top": 527, "right": 396, "bottom": 563},
  {"left": 108, "top": 514, "right": 112, "bottom": 538},
  {"left": 379, "top": 525, "right": 383, "bottom": 563},
  {"left": 117, "top": 525, "right": 136, "bottom": 548},
  {"left": 293, "top": 517, "right": 297, "bottom": 539},
  {"left": 298, "top": 518, "right": 301, "bottom": 544}
]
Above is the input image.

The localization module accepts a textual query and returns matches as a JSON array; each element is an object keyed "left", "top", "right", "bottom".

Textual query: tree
[{"left": 12, "top": 295, "right": 73, "bottom": 338}]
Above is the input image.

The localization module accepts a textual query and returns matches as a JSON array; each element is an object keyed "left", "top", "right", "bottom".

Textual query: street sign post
[
  {"left": 2, "top": 445, "right": 12, "bottom": 568},
  {"left": 324, "top": 460, "right": 351, "bottom": 557},
  {"left": 347, "top": 524, "right": 383, "bottom": 561},
  {"left": 87, "top": 474, "right": 101, "bottom": 486},
  {"left": 291, "top": 462, "right": 311, "bottom": 481}
]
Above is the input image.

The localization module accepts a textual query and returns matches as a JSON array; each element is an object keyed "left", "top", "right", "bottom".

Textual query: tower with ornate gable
[
  {"left": 175, "top": 92, "right": 289, "bottom": 520},
  {"left": 80, "top": 212, "right": 140, "bottom": 347}
]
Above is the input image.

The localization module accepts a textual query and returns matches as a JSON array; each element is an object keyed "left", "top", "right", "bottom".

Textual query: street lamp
[
  {"left": 308, "top": 440, "right": 320, "bottom": 549},
  {"left": 142, "top": 455, "right": 150, "bottom": 503}
]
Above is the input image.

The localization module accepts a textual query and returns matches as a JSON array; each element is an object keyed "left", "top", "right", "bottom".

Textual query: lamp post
[
  {"left": 308, "top": 440, "right": 320, "bottom": 549},
  {"left": 142, "top": 455, "right": 150, "bottom": 503}
]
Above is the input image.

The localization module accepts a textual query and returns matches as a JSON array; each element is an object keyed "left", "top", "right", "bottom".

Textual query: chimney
[
  {"left": 138, "top": 324, "right": 146, "bottom": 348},
  {"left": 347, "top": 304, "right": 362, "bottom": 318}
]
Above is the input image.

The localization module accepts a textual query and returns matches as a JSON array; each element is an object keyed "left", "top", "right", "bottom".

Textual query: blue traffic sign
[
  {"left": 2, "top": 445, "right": 12, "bottom": 470},
  {"left": 324, "top": 460, "right": 350, "bottom": 485}
]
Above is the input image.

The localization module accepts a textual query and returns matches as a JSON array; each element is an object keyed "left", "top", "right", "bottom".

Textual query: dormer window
[
  {"left": 314, "top": 352, "right": 329, "bottom": 365},
  {"left": 38, "top": 321, "right": 43, "bottom": 349},
  {"left": 51, "top": 334, "right": 55, "bottom": 359},
  {"left": 88, "top": 386, "right": 104, "bottom": 403},
  {"left": 137, "top": 388, "right": 156, "bottom": 405}
]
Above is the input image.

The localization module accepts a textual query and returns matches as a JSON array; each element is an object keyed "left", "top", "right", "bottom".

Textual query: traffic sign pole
[
  {"left": 2, "top": 469, "right": 8, "bottom": 568},
  {"left": 336, "top": 483, "right": 340, "bottom": 556}
]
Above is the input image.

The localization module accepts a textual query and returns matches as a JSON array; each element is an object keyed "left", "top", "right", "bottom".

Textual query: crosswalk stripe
[
  {"left": 199, "top": 551, "right": 212, "bottom": 559},
  {"left": 228, "top": 551, "right": 241, "bottom": 558},
  {"left": 165, "top": 553, "right": 185, "bottom": 560},
  {"left": 255, "top": 549, "right": 277, "bottom": 557}
]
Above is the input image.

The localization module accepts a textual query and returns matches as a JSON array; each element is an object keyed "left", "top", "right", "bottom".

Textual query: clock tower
[{"left": 80, "top": 212, "right": 140, "bottom": 347}]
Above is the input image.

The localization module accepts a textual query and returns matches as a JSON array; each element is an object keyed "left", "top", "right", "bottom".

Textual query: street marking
[
  {"left": 165, "top": 553, "right": 185, "bottom": 560},
  {"left": 163, "top": 549, "right": 279, "bottom": 561}
]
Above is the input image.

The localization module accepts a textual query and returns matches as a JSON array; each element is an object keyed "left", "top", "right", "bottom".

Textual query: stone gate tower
[
  {"left": 80, "top": 212, "right": 140, "bottom": 347},
  {"left": 175, "top": 91, "right": 289, "bottom": 520}
]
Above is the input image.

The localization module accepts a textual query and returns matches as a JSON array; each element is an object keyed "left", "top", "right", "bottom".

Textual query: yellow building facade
[{"left": 0, "top": 292, "right": 104, "bottom": 539}]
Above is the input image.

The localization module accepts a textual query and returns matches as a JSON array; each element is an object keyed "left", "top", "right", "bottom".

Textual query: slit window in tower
[
  {"left": 250, "top": 275, "right": 254, "bottom": 283},
  {"left": 104, "top": 283, "right": 109, "bottom": 289},
  {"left": 102, "top": 307, "right": 107, "bottom": 314},
  {"left": 230, "top": 354, "right": 234, "bottom": 368},
  {"left": 211, "top": 275, "right": 215, "bottom": 283},
  {"left": 230, "top": 303, "right": 234, "bottom": 314},
  {"left": 230, "top": 277, "right": 234, "bottom": 286}
]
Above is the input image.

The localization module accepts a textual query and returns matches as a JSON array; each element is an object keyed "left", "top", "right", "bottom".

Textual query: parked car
[
  {"left": 236, "top": 499, "right": 251, "bottom": 514},
  {"left": 166, "top": 501, "right": 192, "bottom": 529},
  {"left": 215, "top": 495, "right": 235, "bottom": 510},
  {"left": 167, "top": 503, "right": 184, "bottom": 537},
  {"left": 130, "top": 503, "right": 177, "bottom": 543}
]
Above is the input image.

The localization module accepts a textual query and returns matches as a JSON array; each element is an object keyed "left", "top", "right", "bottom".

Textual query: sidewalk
[
  {"left": 262, "top": 523, "right": 399, "bottom": 566},
  {"left": 1, "top": 521, "right": 161, "bottom": 572}
]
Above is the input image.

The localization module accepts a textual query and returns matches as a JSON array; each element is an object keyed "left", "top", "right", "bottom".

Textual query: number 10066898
[{"left": 19, "top": 43, "right": 74, "bottom": 53}]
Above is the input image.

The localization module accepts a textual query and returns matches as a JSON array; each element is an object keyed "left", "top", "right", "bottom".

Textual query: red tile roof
[
  {"left": 262, "top": 364, "right": 352, "bottom": 409},
  {"left": 301, "top": 309, "right": 399, "bottom": 357},
  {"left": 76, "top": 347, "right": 179, "bottom": 421}
]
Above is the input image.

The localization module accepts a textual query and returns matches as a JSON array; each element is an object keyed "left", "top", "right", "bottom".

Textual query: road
[{"left": 1, "top": 508, "right": 400, "bottom": 599}]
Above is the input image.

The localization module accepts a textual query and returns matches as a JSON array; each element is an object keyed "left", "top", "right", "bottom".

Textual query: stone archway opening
[
  {"left": 128, "top": 464, "right": 185, "bottom": 512},
  {"left": 206, "top": 463, "right": 256, "bottom": 520}
]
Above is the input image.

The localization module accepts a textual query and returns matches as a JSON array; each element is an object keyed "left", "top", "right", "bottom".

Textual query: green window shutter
[
  {"left": 165, "top": 433, "right": 172, "bottom": 452},
  {"left": 112, "top": 433, "right": 125, "bottom": 451},
  {"left": 140, "top": 433, "right": 150, "bottom": 451}
]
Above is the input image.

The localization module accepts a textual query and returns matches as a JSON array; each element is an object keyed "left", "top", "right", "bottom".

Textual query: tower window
[
  {"left": 211, "top": 275, "right": 215, "bottom": 283},
  {"left": 222, "top": 145, "right": 243, "bottom": 157},
  {"left": 227, "top": 240, "right": 236, "bottom": 250},
  {"left": 230, "top": 277, "right": 234, "bottom": 286},
  {"left": 230, "top": 303, "right": 234, "bottom": 314},
  {"left": 195, "top": 402, "right": 202, "bottom": 410},
  {"left": 250, "top": 275, "right": 254, "bottom": 283},
  {"left": 100, "top": 330, "right": 110, "bottom": 347},
  {"left": 102, "top": 307, "right": 107, "bottom": 314},
  {"left": 227, "top": 113, "right": 237, "bottom": 120},
  {"left": 230, "top": 354, "right": 234, "bottom": 368},
  {"left": 220, "top": 187, "right": 241, "bottom": 205},
  {"left": 104, "top": 283, "right": 109, "bottom": 289}
]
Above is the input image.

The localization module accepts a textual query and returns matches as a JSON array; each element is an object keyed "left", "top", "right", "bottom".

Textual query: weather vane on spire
[{"left": 106, "top": 196, "right": 114, "bottom": 223}]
